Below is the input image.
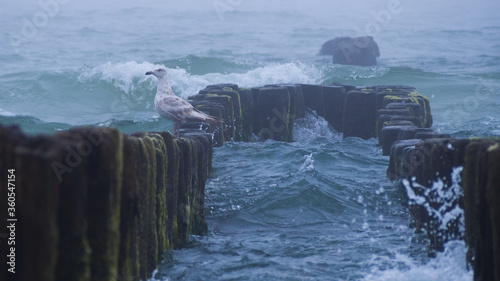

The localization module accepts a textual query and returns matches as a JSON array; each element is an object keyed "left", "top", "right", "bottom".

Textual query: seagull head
[{"left": 145, "top": 67, "right": 168, "bottom": 79}]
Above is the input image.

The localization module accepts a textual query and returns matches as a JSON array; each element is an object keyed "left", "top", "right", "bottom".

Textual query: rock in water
[{"left": 320, "top": 36, "right": 380, "bottom": 66}]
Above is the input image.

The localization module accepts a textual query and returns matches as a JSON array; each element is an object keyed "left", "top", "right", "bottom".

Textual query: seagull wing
[{"left": 156, "top": 96, "right": 195, "bottom": 122}]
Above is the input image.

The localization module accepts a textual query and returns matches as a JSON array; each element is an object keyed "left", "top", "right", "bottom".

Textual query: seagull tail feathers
[{"left": 192, "top": 109, "right": 224, "bottom": 124}]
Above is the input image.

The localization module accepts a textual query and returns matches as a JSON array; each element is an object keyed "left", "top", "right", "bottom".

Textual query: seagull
[{"left": 146, "top": 67, "right": 222, "bottom": 138}]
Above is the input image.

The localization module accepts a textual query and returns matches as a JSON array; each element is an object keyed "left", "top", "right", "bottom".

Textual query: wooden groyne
[
  {"left": 387, "top": 137, "right": 500, "bottom": 280},
  {"left": 1, "top": 81, "right": 498, "bottom": 281},
  {"left": 185, "top": 83, "right": 432, "bottom": 144},
  {"left": 0, "top": 125, "right": 211, "bottom": 281},
  {"left": 189, "top": 82, "right": 498, "bottom": 280}
]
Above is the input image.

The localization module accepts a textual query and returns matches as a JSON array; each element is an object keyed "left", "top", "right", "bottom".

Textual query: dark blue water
[{"left": 1, "top": 1, "right": 499, "bottom": 279}]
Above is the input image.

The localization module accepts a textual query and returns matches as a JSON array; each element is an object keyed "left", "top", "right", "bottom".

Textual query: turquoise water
[{"left": 1, "top": 0, "right": 500, "bottom": 280}]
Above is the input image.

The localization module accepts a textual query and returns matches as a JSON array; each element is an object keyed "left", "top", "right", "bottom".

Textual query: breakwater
[
  {"left": 387, "top": 136, "right": 500, "bottom": 280},
  {"left": 0, "top": 125, "right": 211, "bottom": 281},
  {"left": 189, "top": 82, "right": 497, "bottom": 281},
  {"left": 1, "top": 81, "right": 498, "bottom": 281},
  {"left": 185, "top": 83, "right": 432, "bottom": 145}
]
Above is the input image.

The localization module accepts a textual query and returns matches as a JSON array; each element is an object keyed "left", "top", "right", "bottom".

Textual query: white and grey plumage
[{"left": 146, "top": 67, "right": 221, "bottom": 137}]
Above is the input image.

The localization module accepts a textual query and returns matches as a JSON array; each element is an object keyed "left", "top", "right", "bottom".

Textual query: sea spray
[{"left": 402, "top": 166, "right": 465, "bottom": 251}]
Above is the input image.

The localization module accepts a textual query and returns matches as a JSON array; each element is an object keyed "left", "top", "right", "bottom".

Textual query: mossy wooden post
[
  {"left": 463, "top": 140, "right": 497, "bottom": 281},
  {"left": 187, "top": 139, "right": 199, "bottom": 236},
  {"left": 220, "top": 90, "right": 243, "bottom": 141},
  {"left": 299, "top": 84, "right": 325, "bottom": 117},
  {"left": 0, "top": 125, "right": 25, "bottom": 280},
  {"left": 15, "top": 136, "right": 62, "bottom": 281},
  {"left": 251, "top": 87, "right": 262, "bottom": 136},
  {"left": 145, "top": 133, "right": 169, "bottom": 255},
  {"left": 118, "top": 135, "right": 139, "bottom": 281},
  {"left": 237, "top": 88, "right": 255, "bottom": 141},
  {"left": 255, "top": 87, "right": 292, "bottom": 142},
  {"left": 54, "top": 128, "right": 98, "bottom": 281},
  {"left": 143, "top": 135, "right": 159, "bottom": 277},
  {"left": 162, "top": 132, "right": 180, "bottom": 247},
  {"left": 421, "top": 139, "right": 467, "bottom": 251},
  {"left": 129, "top": 134, "right": 156, "bottom": 280},
  {"left": 290, "top": 84, "right": 306, "bottom": 119},
  {"left": 174, "top": 138, "right": 195, "bottom": 246},
  {"left": 343, "top": 90, "right": 377, "bottom": 140},
  {"left": 189, "top": 101, "right": 226, "bottom": 147},
  {"left": 274, "top": 84, "right": 305, "bottom": 120},
  {"left": 264, "top": 84, "right": 303, "bottom": 137},
  {"left": 397, "top": 128, "right": 433, "bottom": 141},
  {"left": 386, "top": 139, "right": 423, "bottom": 180},
  {"left": 376, "top": 109, "right": 412, "bottom": 138},
  {"left": 409, "top": 93, "right": 432, "bottom": 128},
  {"left": 323, "top": 86, "right": 346, "bottom": 132},
  {"left": 486, "top": 143, "right": 500, "bottom": 281},
  {"left": 83, "top": 128, "right": 124, "bottom": 281},
  {"left": 380, "top": 125, "right": 418, "bottom": 156},
  {"left": 205, "top": 94, "right": 234, "bottom": 141},
  {"left": 186, "top": 133, "right": 211, "bottom": 235}
]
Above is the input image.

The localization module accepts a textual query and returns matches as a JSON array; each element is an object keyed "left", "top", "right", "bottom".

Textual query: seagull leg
[{"left": 174, "top": 123, "right": 180, "bottom": 138}]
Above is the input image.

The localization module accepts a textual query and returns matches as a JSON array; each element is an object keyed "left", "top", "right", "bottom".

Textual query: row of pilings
[
  {"left": 387, "top": 136, "right": 500, "bottom": 280},
  {"left": 183, "top": 83, "right": 433, "bottom": 145},
  {"left": 0, "top": 125, "right": 211, "bottom": 281},
  {"left": 1, "top": 81, "right": 498, "bottom": 281},
  {"left": 188, "top": 82, "right": 498, "bottom": 281}
]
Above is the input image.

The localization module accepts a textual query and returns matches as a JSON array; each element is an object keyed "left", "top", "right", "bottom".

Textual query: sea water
[{"left": 1, "top": 0, "right": 499, "bottom": 280}]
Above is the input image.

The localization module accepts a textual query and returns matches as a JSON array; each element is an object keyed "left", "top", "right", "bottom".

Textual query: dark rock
[{"left": 320, "top": 36, "right": 380, "bottom": 66}]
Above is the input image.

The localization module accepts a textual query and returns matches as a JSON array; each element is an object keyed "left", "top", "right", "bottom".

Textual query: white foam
[
  {"left": 402, "top": 166, "right": 464, "bottom": 232},
  {"left": 299, "top": 153, "right": 314, "bottom": 172},
  {"left": 169, "top": 61, "right": 322, "bottom": 97},
  {"left": 293, "top": 111, "right": 342, "bottom": 142},
  {"left": 78, "top": 61, "right": 161, "bottom": 94},
  {"left": 78, "top": 61, "right": 322, "bottom": 99},
  {"left": 362, "top": 241, "right": 472, "bottom": 281},
  {"left": 0, "top": 108, "right": 16, "bottom": 117}
]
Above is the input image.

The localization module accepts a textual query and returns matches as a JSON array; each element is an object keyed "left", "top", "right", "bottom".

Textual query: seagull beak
[{"left": 145, "top": 71, "right": 153, "bottom": 75}]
